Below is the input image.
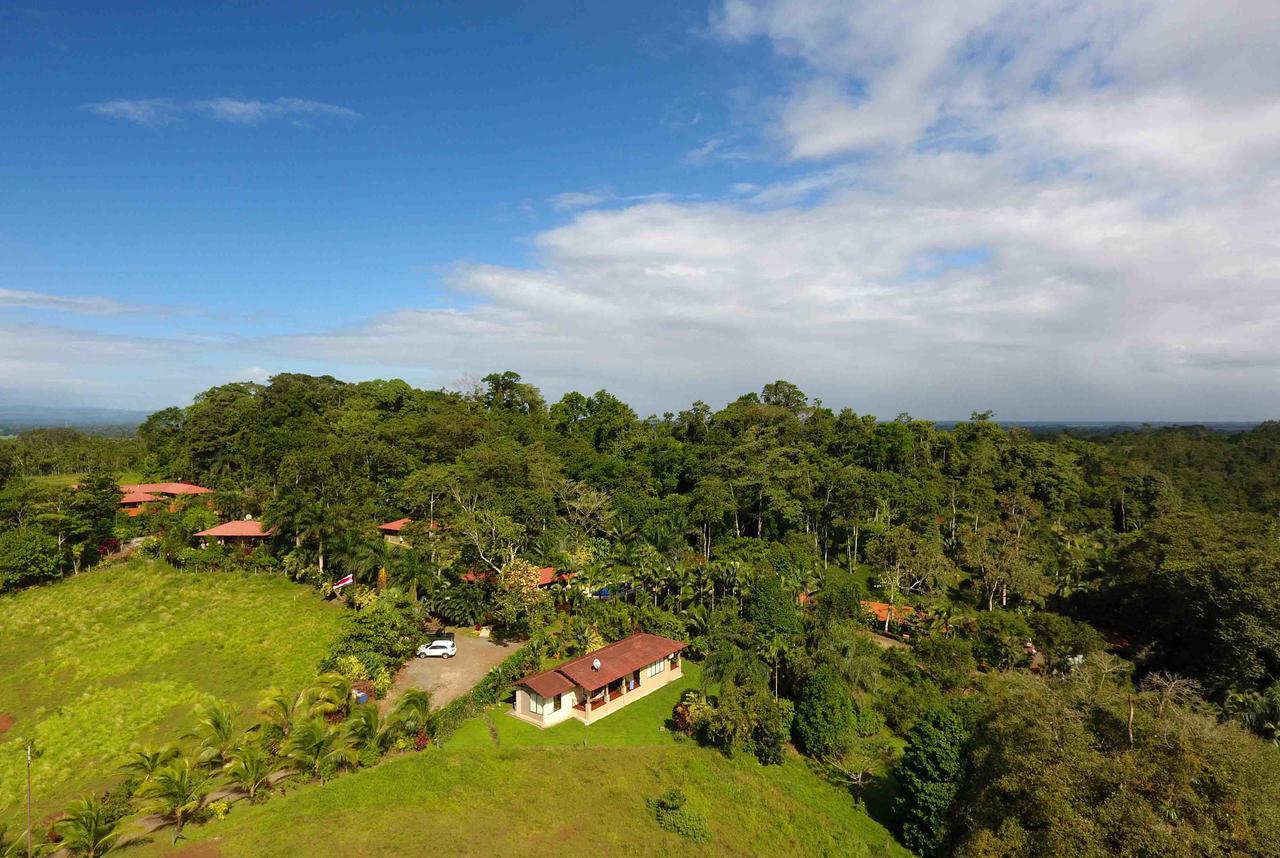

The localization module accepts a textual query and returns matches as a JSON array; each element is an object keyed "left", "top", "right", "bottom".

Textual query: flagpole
[{"left": 26, "top": 740, "right": 33, "bottom": 858}]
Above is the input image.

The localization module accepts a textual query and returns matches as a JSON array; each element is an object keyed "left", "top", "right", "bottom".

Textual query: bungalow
[
  {"left": 378, "top": 518, "right": 413, "bottom": 545},
  {"left": 862, "top": 600, "right": 919, "bottom": 630},
  {"left": 376, "top": 517, "right": 446, "bottom": 545},
  {"left": 195, "top": 518, "right": 274, "bottom": 548},
  {"left": 119, "top": 482, "right": 213, "bottom": 516},
  {"left": 119, "top": 490, "right": 162, "bottom": 517},
  {"left": 120, "top": 482, "right": 213, "bottom": 498},
  {"left": 463, "top": 566, "right": 575, "bottom": 589},
  {"left": 512, "top": 632, "right": 686, "bottom": 727}
]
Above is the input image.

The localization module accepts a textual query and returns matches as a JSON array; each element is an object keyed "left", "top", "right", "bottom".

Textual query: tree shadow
[{"left": 858, "top": 771, "right": 903, "bottom": 833}]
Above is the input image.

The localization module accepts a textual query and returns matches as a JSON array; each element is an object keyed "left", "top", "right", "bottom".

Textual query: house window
[
  {"left": 529, "top": 692, "right": 546, "bottom": 715},
  {"left": 553, "top": 693, "right": 562, "bottom": 712},
  {"left": 644, "top": 658, "right": 666, "bottom": 678}
]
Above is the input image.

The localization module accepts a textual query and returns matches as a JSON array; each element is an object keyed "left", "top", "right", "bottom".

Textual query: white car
[{"left": 416, "top": 639, "right": 456, "bottom": 659}]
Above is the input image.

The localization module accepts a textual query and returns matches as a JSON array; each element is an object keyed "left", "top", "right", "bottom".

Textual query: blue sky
[{"left": 3, "top": 1, "right": 1280, "bottom": 419}]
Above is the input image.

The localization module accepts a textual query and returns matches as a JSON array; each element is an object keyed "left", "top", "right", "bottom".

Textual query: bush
[
  {"left": 646, "top": 788, "right": 712, "bottom": 843},
  {"left": 970, "top": 610, "right": 1033, "bottom": 669},
  {"left": 794, "top": 665, "right": 856, "bottom": 758},
  {"left": 914, "top": 635, "right": 977, "bottom": 691},
  {"left": 0, "top": 526, "right": 61, "bottom": 591},
  {"left": 672, "top": 689, "right": 712, "bottom": 737},
  {"left": 895, "top": 706, "right": 969, "bottom": 857}
]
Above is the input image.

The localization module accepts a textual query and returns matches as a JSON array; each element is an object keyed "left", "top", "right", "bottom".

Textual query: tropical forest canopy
[{"left": 2, "top": 371, "right": 1279, "bottom": 857}]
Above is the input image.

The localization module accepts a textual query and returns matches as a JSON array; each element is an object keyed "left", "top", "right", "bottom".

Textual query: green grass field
[
  {"left": 0, "top": 560, "right": 345, "bottom": 826},
  {"left": 138, "top": 664, "right": 911, "bottom": 857}
]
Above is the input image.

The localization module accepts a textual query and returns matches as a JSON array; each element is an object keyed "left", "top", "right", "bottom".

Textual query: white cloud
[
  {"left": 550, "top": 190, "right": 611, "bottom": 211},
  {"left": 0, "top": 289, "right": 130, "bottom": 315},
  {"left": 35, "top": 2, "right": 1280, "bottom": 419},
  {"left": 194, "top": 97, "right": 360, "bottom": 125},
  {"left": 85, "top": 97, "right": 359, "bottom": 127},
  {"left": 84, "top": 99, "right": 182, "bottom": 127},
  {"left": 261, "top": 0, "right": 1280, "bottom": 419}
]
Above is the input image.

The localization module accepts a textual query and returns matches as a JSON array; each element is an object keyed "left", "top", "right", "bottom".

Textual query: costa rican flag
[{"left": 332, "top": 573, "right": 354, "bottom": 591}]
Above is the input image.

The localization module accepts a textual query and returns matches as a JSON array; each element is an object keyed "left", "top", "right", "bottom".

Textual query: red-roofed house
[
  {"left": 378, "top": 518, "right": 413, "bottom": 544},
  {"left": 462, "top": 567, "right": 574, "bottom": 589},
  {"left": 195, "top": 518, "right": 274, "bottom": 547},
  {"left": 512, "top": 632, "right": 686, "bottom": 727},
  {"left": 377, "top": 517, "right": 448, "bottom": 545},
  {"left": 862, "top": 600, "right": 918, "bottom": 629},
  {"left": 119, "top": 491, "right": 162, "bottom": 517},
  {"left": 120, "top": 482, "right": 213, "bottom": 497}
]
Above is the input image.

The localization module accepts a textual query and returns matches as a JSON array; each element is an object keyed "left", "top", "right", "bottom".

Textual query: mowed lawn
[
  {"left": 0, "top": 560, "right": 344, "bottom": 825},
  {"left": 143, "top": 664, "right": 911, "bottom": 858}
]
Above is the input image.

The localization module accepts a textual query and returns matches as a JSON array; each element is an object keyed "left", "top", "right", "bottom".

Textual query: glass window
[{"left": 529, "top": 692, "right": 546, "bottom": 715}]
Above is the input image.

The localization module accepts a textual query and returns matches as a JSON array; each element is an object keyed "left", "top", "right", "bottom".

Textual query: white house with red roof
[
  {"left": 512, "top": 632, "right": 686, "bottom": 727},
  {"left": 195, "top": 517, "right": 274, "bottom": 548}
]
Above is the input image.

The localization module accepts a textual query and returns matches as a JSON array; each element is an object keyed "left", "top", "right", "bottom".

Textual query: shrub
[
  {"left": 794, "top": 665, "right": 856, "bottom": 758},
  {"left": 914, "top": 635, "right": 977, "bottom": 691},
  {"left": 895, "top": 706, "right": 969, "bottom": 857},
  {"left": 970, "top": 610, "right": 1033, "bottom": 669},
  {"left": 646, "top": 788, "right": 712, "bottom": 843},
  {"left": 672, "top": 689, "right": 712, "bottom": 737},
  {"left": 0, "top": 526, "right": 61, "bottom": 591}
]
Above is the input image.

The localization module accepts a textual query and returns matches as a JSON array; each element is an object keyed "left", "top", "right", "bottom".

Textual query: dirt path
[{"left": 380, "top": 634, "right": 516, "bottom": 712}]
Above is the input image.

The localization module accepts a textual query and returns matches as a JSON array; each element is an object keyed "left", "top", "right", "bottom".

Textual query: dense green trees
[{"left": 6, "top": 373, "right": 1280, "bottom": 852}]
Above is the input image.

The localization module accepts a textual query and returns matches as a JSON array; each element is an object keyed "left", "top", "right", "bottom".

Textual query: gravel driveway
[{"left": 380, "top": 634, "right": 517, "bottom": 712}]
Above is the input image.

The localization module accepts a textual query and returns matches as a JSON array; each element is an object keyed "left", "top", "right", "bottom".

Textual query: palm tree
[
  {"left": 257, "top": 686, "right": 307, "bottom": 738},
  {"left": 306, "top": 673, "right": 353, "bottom": 719},
  {"left": 53, "top": 796, "right": 124, "bottom": 857},
  {"left": 285, "top": 717, "right": 356, "bottom": 782},
  {"left": 343, "top": 702, "right": 387, "bottom": 753},
  {"left": 188, "top": 701, "right": 239, "bottom": 767},
  {"left": 759, "top": 632, "right": 788, "bottom": 699},
  {"left": 119, "top": 744, "right": 180, "bottom": 785},
  {"left": 137, "top": 758, "right": 212, "bottom": 843},
  {"left": 223, "top": 742, "right": 271, "bottom": 800},
  {"left": 387, "top": 688, "right": 432, "bottom": 738}
]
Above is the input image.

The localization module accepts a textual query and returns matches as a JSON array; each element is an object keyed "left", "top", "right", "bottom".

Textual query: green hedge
[{"left": 432, "top": 631, "right": 552, "bottom": 742}]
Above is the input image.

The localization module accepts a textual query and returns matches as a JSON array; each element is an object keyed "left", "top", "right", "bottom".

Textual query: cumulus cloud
[
  {"left": 264, "top": 0, "right": 1280, "bottom": 419},
  {"left": 84, "top": 96, "right": 359, "bottom": 127},
  {"left": 35, "top": 1, "right": 1280, "bottom": 419}
]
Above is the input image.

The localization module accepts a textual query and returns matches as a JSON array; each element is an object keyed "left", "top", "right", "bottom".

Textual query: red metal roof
[
  {"left": 120, "top": 482, "right": 212, "bottom": 496},
  {"left": 120, "top": 491, "right": 161, "bottom": 504},
  {"left": 517, "top": 667, "right": 578, "bottom": 698},
  {"left": 517, "top": 633, "right": 686, "bottom": 695},
  {"left": 195, "top": 520, "right": 273, "bottom": 538},
  {"left": 378, "top": 517, "right": 412, "bottom": 532},
  {"left": 462, "top": 567, "right": 571, "bottom": 587}
]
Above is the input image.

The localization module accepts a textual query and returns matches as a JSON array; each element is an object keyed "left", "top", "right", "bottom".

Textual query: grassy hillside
[
  {"left": 139, "top": 665, "right": 910, "bottom": 858},
  {"left": 0, "top": 560, "right": 345, "bottom": 825}
]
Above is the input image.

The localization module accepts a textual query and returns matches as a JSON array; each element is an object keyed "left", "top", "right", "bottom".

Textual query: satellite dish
[{"left": 592, "top": 658, "right": 601, "bottom": 670}]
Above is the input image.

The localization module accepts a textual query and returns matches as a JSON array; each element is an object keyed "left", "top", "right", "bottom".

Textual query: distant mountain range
[{"left": 0, "top": 404, "right": 151, "bottom": 434}]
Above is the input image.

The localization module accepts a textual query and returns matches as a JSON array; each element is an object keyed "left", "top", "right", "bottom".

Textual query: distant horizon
[{"left": 0, "top": 397, "right": 1271, "bottom": 431}]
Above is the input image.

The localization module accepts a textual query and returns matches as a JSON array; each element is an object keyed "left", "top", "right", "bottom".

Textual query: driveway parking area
[{"left": 380, "top": 633, "right": 517, "bottom": 712}]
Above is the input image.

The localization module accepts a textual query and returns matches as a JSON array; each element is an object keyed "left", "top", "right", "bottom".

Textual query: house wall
[
  {"left": 578, "top": 654, "right": 683, "bottom": 725},
  {"left": 511, "top": 687, "right": 576, "bottom": 728}
]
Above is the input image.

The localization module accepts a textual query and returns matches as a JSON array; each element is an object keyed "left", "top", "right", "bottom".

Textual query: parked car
[{"left": 416, "top": 639, "right": 457, "bottom": 659}]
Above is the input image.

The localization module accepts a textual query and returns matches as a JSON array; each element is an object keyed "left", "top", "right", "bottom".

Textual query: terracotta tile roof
[
  {"left": 120, "top": 482, "right": 212, "bottom": 496},
  {"left": 120, "top": 491, "right": 161, "bottom": 504},
  {"left": 378, "top": 517, "right": 412, "bottom": 532},
  {"left": 516, "top": 633, "right": 686, "bottom": 694},
  {"left": 195, "top": 520, "right": 273, "bottom": 538},
  {"left": 862, "top": 600, "right": 918, "bottom": 624}
]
